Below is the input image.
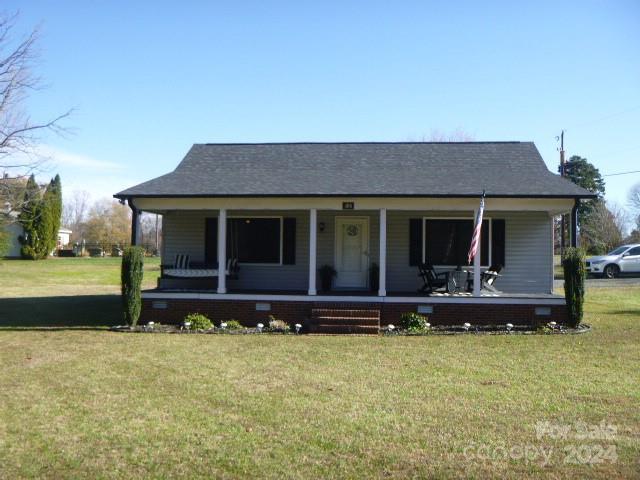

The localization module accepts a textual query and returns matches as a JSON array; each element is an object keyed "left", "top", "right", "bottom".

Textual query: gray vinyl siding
[
  {"left": 386, "top": 211, "right": 553, "bottom": 294},
  {"left": 163, "top": 210, "right": 309, "bottom": 291},
  {"left": 162, "top": 209, "right": 553, "bottom": 294},
  {"left": 162, "top": 211, "right": 209, "bottom": 263}
]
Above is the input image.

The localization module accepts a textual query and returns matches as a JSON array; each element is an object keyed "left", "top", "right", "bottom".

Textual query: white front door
[{"left": 335, "top": 217, "right": 369, "bottom": 289}]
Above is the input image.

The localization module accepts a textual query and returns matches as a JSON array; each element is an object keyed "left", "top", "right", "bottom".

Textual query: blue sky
[{"left": 6, "top": 0, "right": 640, "bottom": 211}]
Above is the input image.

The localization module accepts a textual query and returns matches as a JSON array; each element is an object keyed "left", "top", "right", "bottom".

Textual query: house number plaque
[{"left": 342, "top": 202, "right": 354, "bottom": 210}]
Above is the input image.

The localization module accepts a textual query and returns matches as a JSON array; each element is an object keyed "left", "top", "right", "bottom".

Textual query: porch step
[{"left": 310, "top": 308, "right": 380, "bottom": 335}]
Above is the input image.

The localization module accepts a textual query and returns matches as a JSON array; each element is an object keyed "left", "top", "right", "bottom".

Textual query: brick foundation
[{"left": 141, "top": 297, "right": 568, "bottom": 328}]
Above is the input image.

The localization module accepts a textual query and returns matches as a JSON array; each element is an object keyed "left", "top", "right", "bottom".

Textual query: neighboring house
[
  {"left": 115, "top": 142, "right": 594, "bottom": 331},
  {"left": 1, "top": 175, "right": 71, "bottom": 258},
  {"left": 1, "top": 222, "right": 73, "bottom": 257},
  {"left": 57, "top": 228, "right": 72, "bottom": 250},
  {"left": 3, "top": 212, "right": 23, "bottom": 257}
]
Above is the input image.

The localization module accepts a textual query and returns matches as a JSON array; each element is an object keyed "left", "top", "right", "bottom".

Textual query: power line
[
  {"left": 568, "top": 104, "right": 640, "bottom": 131},
  {"left": 603, "top": 169, "right": 640, "bottom": 177}
]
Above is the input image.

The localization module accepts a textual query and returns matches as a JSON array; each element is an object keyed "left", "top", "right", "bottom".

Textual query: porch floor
[{"left": 143, "top": 288, "right": 563, "bottom": 300}]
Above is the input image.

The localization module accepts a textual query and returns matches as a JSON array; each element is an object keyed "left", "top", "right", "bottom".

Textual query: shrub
[
  {"left": 267, "top": 315, "right": 290, "bottom": 333},
  {"left": 225, "top": 319, "right": 244, "bottom": 330},
  {"left": 121, "top": 246, "right": 144, "bottom": 326},
  {"left": 562, "top": 247, "right": 586, "bottom": 328},
  {"left": 185, "top": 313, "right": 213, "bottom": 330},
  {"left": 399, "top": 312, "right": 429, "bottom": 332}
]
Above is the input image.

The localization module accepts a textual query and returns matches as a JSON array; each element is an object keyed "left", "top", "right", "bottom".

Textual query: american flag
[{"left": 467, "top": 192, "right": 485, "bottom": 265}]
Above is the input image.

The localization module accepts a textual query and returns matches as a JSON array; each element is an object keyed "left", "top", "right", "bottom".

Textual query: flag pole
[{"left": 472, "top": 190, "right": 485, "bottom": 297}]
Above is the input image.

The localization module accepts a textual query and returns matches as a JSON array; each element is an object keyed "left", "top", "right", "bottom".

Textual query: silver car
[{"left": 585, "top": 244, "right": 640, "bottom": 278}]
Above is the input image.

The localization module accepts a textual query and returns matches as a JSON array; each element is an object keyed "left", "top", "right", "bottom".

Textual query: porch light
[
  {"left": 463, "top": 322, "right": 471, "bottom": 332},
  {"left": 220, "top": 322, "right": 227, "bottom": 330},
  {"left": 506, "top": 323, "right": 513, "bottom": 333},
  {"left": 257, "top": 323, "right": 264, "bottom": 333},
  {"left": 295, "top": 323, "right": 302, "bottom": 334}
]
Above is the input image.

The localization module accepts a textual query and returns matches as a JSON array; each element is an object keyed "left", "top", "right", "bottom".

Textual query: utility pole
[{"left": 558, "top": 130, "right": 566, "bottom": 253}]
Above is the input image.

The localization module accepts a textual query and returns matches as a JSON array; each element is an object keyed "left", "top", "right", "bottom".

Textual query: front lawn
[{"left": 0, "top": 258, "right": 638, "bottom": 478}]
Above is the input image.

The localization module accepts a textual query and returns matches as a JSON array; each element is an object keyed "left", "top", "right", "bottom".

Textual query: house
[
  {"left": 1, "top": 174, "right": 71, "bottom": 257},
  {"left": 114, "top": 142, "right": 594, "bottom": 332},
  {"left": 57, "top": 228, "right": 72, "bottom": 250},
  {"left": 1, "top": 220, "right": 73, "bottom": 257}
]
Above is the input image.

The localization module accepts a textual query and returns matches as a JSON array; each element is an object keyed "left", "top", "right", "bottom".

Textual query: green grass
[
  {"left": 0, "top": 259, "right": 638, "bottom": 478},
  {"left": 0, "top": 257, "right": 160, "bottom": 328}
]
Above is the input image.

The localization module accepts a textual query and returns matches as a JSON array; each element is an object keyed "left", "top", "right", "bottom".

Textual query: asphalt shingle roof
[{"left": 115, "top": 142, "right": 595, "bottom": 198}]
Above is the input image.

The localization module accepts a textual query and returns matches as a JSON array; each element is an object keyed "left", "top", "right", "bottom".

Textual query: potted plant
[
  {"left": 369, "top": 262, "right": 379, "bottom": 292},
  {"left": 318, "top": 265, "right": 337, "bottom": 292}
]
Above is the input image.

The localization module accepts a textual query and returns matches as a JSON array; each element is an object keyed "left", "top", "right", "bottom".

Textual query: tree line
[
  {"left": 63, "top": 192, "right": 161, "bottom": 253},
  {"left": 559, "top": 155, "right": 640, "bottom": 254}
]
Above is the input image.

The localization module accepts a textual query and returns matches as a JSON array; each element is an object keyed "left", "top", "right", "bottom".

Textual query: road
[{"left": 554, "top": 275, "right": 640, "bottom": 290}]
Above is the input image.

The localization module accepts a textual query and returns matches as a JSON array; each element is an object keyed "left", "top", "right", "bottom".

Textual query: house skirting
[{"left": 140, "top": 293, "right": 568, "bottom": 327}]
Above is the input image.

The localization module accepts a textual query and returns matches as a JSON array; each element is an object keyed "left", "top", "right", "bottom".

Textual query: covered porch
[{"left": 129, "top": 195, "right": 575, "bottom": 328}]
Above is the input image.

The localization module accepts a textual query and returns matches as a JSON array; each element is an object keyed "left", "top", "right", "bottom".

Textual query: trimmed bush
[
  {"left": 185, "top": 313, "right": 213, "bottom": 330},
  {"left": 225, "top": 319, "right": 244, "bottom": 330},
  {"left": 562, "top": 247, "right": 586, "bottom": 328},
  {"left": 267, "top": 315, "right": 290, "bottom": 333},
  {"left": 399, "top": 312, "right": 429, "bottom": 332},
  {"left": 121, "top": 246, "right": 144, "bottom": 326}
]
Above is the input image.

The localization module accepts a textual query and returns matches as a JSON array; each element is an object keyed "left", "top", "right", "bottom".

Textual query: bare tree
[
  {"left": 0, "top": 12, "right": 71, "bottom": 216},
  {"left": 628, "top": 182, "right": 640, "bottom": 213},
  {"left": 424, "top": 128, "right": 475, "bottom": 142},
  {"left": 580, "top": 201, "right": 627, "bottom": 254},
  {"left": 140, "top": 212, "right": 162, "bottom": 253},
  {"left": 62, "top": 189, "right": 90, "bottom": 240},
  {"left": 84, "top": 199, "right": 131, "bottom": 249}
]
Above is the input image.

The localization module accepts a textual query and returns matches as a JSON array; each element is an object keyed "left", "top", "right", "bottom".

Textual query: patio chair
[
  {"left": 481, "top": 264, "right": 503, "bottom": 293},
  {"left": 226, "top": 257, "right": 240, "bottom": 280},
  {"left": 175, "top": 254, "right": 190, "bottom": 269},
  {"left": 418, "top": 263, "right": 454, "bottom": 294}
]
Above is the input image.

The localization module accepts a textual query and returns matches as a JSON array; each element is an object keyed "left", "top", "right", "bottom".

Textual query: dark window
[
  {"left": 424, "top": 219, "right": 489, "bottom": 266},
  {"left": 627, "top": 246, "right": 640, "bottom": 256},
  {"left": 227, "top": 218, "right": 281, "bottom": 264}
]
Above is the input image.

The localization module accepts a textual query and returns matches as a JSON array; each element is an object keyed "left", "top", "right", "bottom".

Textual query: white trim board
[
  {"left": 142, "top": 291, "right": 566, "bottom": 305},
  {"left": 133, "top": 196, "right": 575, "bottom": 215}
]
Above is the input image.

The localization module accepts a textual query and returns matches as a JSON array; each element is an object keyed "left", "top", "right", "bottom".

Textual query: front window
[
  {"left": 228, "top": 217, "right": 282, "bottom": 264},
  {"left": 424, "top": 218, "right": 489, "bottom": 266},
  {"left": 626, "top": 246, "right": 640, "bottom": 256},
  {"left": 608, "top": 246, "right": 629, "bottom": 256}
]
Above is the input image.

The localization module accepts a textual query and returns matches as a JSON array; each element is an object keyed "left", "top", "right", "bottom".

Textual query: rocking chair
[{"left": 418, "top": 263, "right": 454, "bottom": 294}]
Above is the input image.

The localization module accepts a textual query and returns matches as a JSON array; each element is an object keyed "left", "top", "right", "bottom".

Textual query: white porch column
[
  {"left": 308, "top": 208, "right": 317, "bottom": 295},
  {"left": 378, "top": 208, "right": 387, "bottom": 297},
  {"left": 217, "top": 208, "right": 227, "bottom": 294},
  {"left": 473, "top": 208, "right": 481, "bottom": 297}
]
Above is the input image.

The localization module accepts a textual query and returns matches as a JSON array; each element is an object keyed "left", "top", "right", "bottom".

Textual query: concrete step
[
  {"left": 309, "top": 324, "right": 380, "bottom": 335},
  {"left": 311, "top": 316, "right": 380, "bottom": 326},
  {"left": 309, "top": 308, "right": 381, "bottom": 334}
]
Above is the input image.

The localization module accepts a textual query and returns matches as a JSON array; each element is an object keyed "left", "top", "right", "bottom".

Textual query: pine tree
[
  {"left": 41, "top": 175, "right": 62, "bottom": 255},
  {"left": 17, "top": 174, "right": 62, "bottom": 259},
  {"left": 18, "top": 175, "right": 44, "bottom": 259}
]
